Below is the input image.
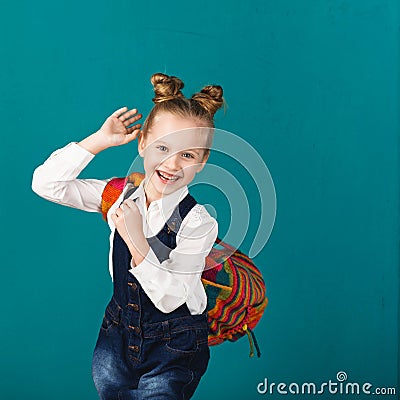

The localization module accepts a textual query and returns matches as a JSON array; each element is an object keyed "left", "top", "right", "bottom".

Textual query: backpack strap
[{"left": 101, "top": 172, "right": 145, "bottom": 221}]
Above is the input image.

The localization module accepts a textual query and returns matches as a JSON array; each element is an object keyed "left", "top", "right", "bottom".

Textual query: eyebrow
[{"left": 155, "top": 140, "right": 203, "bottom": 155}]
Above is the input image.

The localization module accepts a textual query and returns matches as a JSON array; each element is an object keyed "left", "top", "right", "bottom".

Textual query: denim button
[
  {"left": 129, "top": 345, "right": 140, "bottom": 352},
  {"left": 128, "top": 325, "right": 141, "bottom": 334},
  {"left": 128, "top": 303, "right": 139, "bottom": 311},
  {"left": 128, "top": 282, "right": 137, "bottom": 290}
]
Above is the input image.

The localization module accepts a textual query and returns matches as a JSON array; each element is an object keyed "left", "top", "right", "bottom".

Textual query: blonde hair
[{"left": 141, "top": 72, "right": 226, "bottom": 159}]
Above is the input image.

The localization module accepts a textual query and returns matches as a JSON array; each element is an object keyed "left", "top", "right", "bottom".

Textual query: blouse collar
[{"left": 126, "top": 177, "right": 189, "bottom": 219}]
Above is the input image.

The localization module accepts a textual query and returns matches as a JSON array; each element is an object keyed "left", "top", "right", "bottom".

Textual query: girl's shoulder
[{"left": 184, "top": 202, "right": 218, "bottom": 230}]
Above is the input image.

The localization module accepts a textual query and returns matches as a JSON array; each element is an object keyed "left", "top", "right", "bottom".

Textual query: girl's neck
[
  {"left": 145, "top": 193, "right": 152, "bottom": 210},
  {"left": 143, "top": 180, "right": 161, "bottom": 209}
]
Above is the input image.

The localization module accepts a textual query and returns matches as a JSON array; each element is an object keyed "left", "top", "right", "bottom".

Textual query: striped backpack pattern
[{"left": 101, "top": 172, "right": 268, "bottom": 357}]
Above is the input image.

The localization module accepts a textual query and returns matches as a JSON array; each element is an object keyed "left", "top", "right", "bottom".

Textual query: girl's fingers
[
  {"left": 126, "top": 124, "right": 141, "bottom": 134},
  {"left": 126, "top": 129, "right": 141, "bottom": 143},
  {"left": 123, "top": 132, "right": 138, "bottom": 145},
  {"left": 111, "top": 106, "right": 128, "bottom": 118},
  {"left": 126, "top": 124, "right": 142, "bottom": 132},
  {"left": 121, "top": 111, "right": 141, "bottom": 125},
  {"left": 118, "top": 108, "right": 136, "bottom": 119},
  {"left": 115, "top": 206, "right": 123, "bottom": 216},
  {"left": 123, "top": 199, "right": 135, "bottom": 208}
]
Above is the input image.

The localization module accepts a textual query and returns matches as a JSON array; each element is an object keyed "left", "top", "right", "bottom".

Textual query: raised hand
[{"left": 98, "top": 106, "right": 143, "bottom": 147}]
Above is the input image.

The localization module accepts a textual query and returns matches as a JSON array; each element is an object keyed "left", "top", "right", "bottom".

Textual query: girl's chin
[{"left": 149, "top": 173, "right": 182, "bottom": 195}]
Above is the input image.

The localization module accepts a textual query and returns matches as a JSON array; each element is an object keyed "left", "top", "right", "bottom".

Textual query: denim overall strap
[{"left": 146, "top": 193, "right": 197, "bottom": 263}]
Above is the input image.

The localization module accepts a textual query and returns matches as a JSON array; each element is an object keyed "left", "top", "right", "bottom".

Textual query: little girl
[{"left": 32, "top": 72, "right": 225, "bottom": 399}]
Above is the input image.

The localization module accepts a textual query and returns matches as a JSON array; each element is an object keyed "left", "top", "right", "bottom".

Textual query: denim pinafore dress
[{"left": 91, "top": 189, "right": 210, "bottom": 400}]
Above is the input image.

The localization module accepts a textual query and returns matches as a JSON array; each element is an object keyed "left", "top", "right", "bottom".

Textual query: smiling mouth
[{"left": 156, "top": 170, "right": 180, "bottom": 183}]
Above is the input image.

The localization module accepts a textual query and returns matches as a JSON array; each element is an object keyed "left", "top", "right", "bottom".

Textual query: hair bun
[
  {"left": 191, "top": 85, "right": 224, "bottom": 117},
  {"left": 151, "top": 73, "right": 184, "bottom": 104}
]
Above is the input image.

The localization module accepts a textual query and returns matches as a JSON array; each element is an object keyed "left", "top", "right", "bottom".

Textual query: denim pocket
[
  {"left": 165, "top": 328, "right": 199, "bottom": 355},
  {"left": 100, "top": 313, "right": 116, "bottom": 332},
  {"left": 100, "top": 297, "right": 121, "bottom": 333},
  {"left": 195, "top": 327, "right": 209, "bottom": 346}
]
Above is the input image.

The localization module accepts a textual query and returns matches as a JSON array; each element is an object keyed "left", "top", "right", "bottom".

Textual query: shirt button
[{"left": 129, "top": 345, "right": 140, "bottom": 352}]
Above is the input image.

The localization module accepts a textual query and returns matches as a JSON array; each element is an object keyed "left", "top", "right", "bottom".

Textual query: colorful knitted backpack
[{"left": 101, "top": 172, "right": 268, "bottom": 357}]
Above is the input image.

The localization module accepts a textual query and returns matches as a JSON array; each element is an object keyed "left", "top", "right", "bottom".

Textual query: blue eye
[
  {"left": 157, "top": 145, "right": 168, "bottom": 152},
  {"left": 182, "top": 152, "right": 194, "bottom": 159}
]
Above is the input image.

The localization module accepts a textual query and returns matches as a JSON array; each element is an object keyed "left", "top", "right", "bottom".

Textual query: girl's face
[{"left": 138, "top": 112, "right": 211, "bottom": 202}]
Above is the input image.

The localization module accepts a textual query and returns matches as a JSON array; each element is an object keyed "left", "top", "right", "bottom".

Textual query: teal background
[{"left": 1, "top": 1, "right": 398, "bottom": 399}]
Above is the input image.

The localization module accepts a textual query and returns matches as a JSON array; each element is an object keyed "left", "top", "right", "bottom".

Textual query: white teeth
[{"left": 158, "top": 171, "right": 178, "bottom": 181}]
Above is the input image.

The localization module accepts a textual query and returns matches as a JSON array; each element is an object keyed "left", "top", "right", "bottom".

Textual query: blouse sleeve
[
  {"left": 31, "top": 141, "right": 111, "bottom": 213},
  {"left": 129, "top": 204, "right": 218, "bottom": 314}
]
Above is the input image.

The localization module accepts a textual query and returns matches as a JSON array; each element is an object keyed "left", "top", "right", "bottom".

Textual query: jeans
[{"left": 92, "top": 296, "right": 210, "bottom": 400}]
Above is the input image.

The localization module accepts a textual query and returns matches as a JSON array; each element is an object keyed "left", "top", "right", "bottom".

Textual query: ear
[
  {"left": 195, "top": 151, "right": 210, "bottom": 173},
  {"left": 138, "top": 133, "right": 146, "bottom": 158}
]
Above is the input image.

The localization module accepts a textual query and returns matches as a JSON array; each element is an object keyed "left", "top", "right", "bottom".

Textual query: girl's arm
[
  {"left": 32, "top": 140, "right": 111, "bottom": 212},
  {"left": 32, "top": 107, "right": 142, "bottom": 213},
  {"left": 129, "top": 204, "right": 218, "bottom": 314}
]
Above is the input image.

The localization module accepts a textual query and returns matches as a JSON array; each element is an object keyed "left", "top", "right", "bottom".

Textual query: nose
[{"left": 162, "top": 153, "right": 181, "bottom": 172}]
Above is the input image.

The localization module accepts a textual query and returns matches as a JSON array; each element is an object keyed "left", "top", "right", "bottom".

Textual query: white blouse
[{"left": 31, "top": 141, "right": 218, "bottom": 315}]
